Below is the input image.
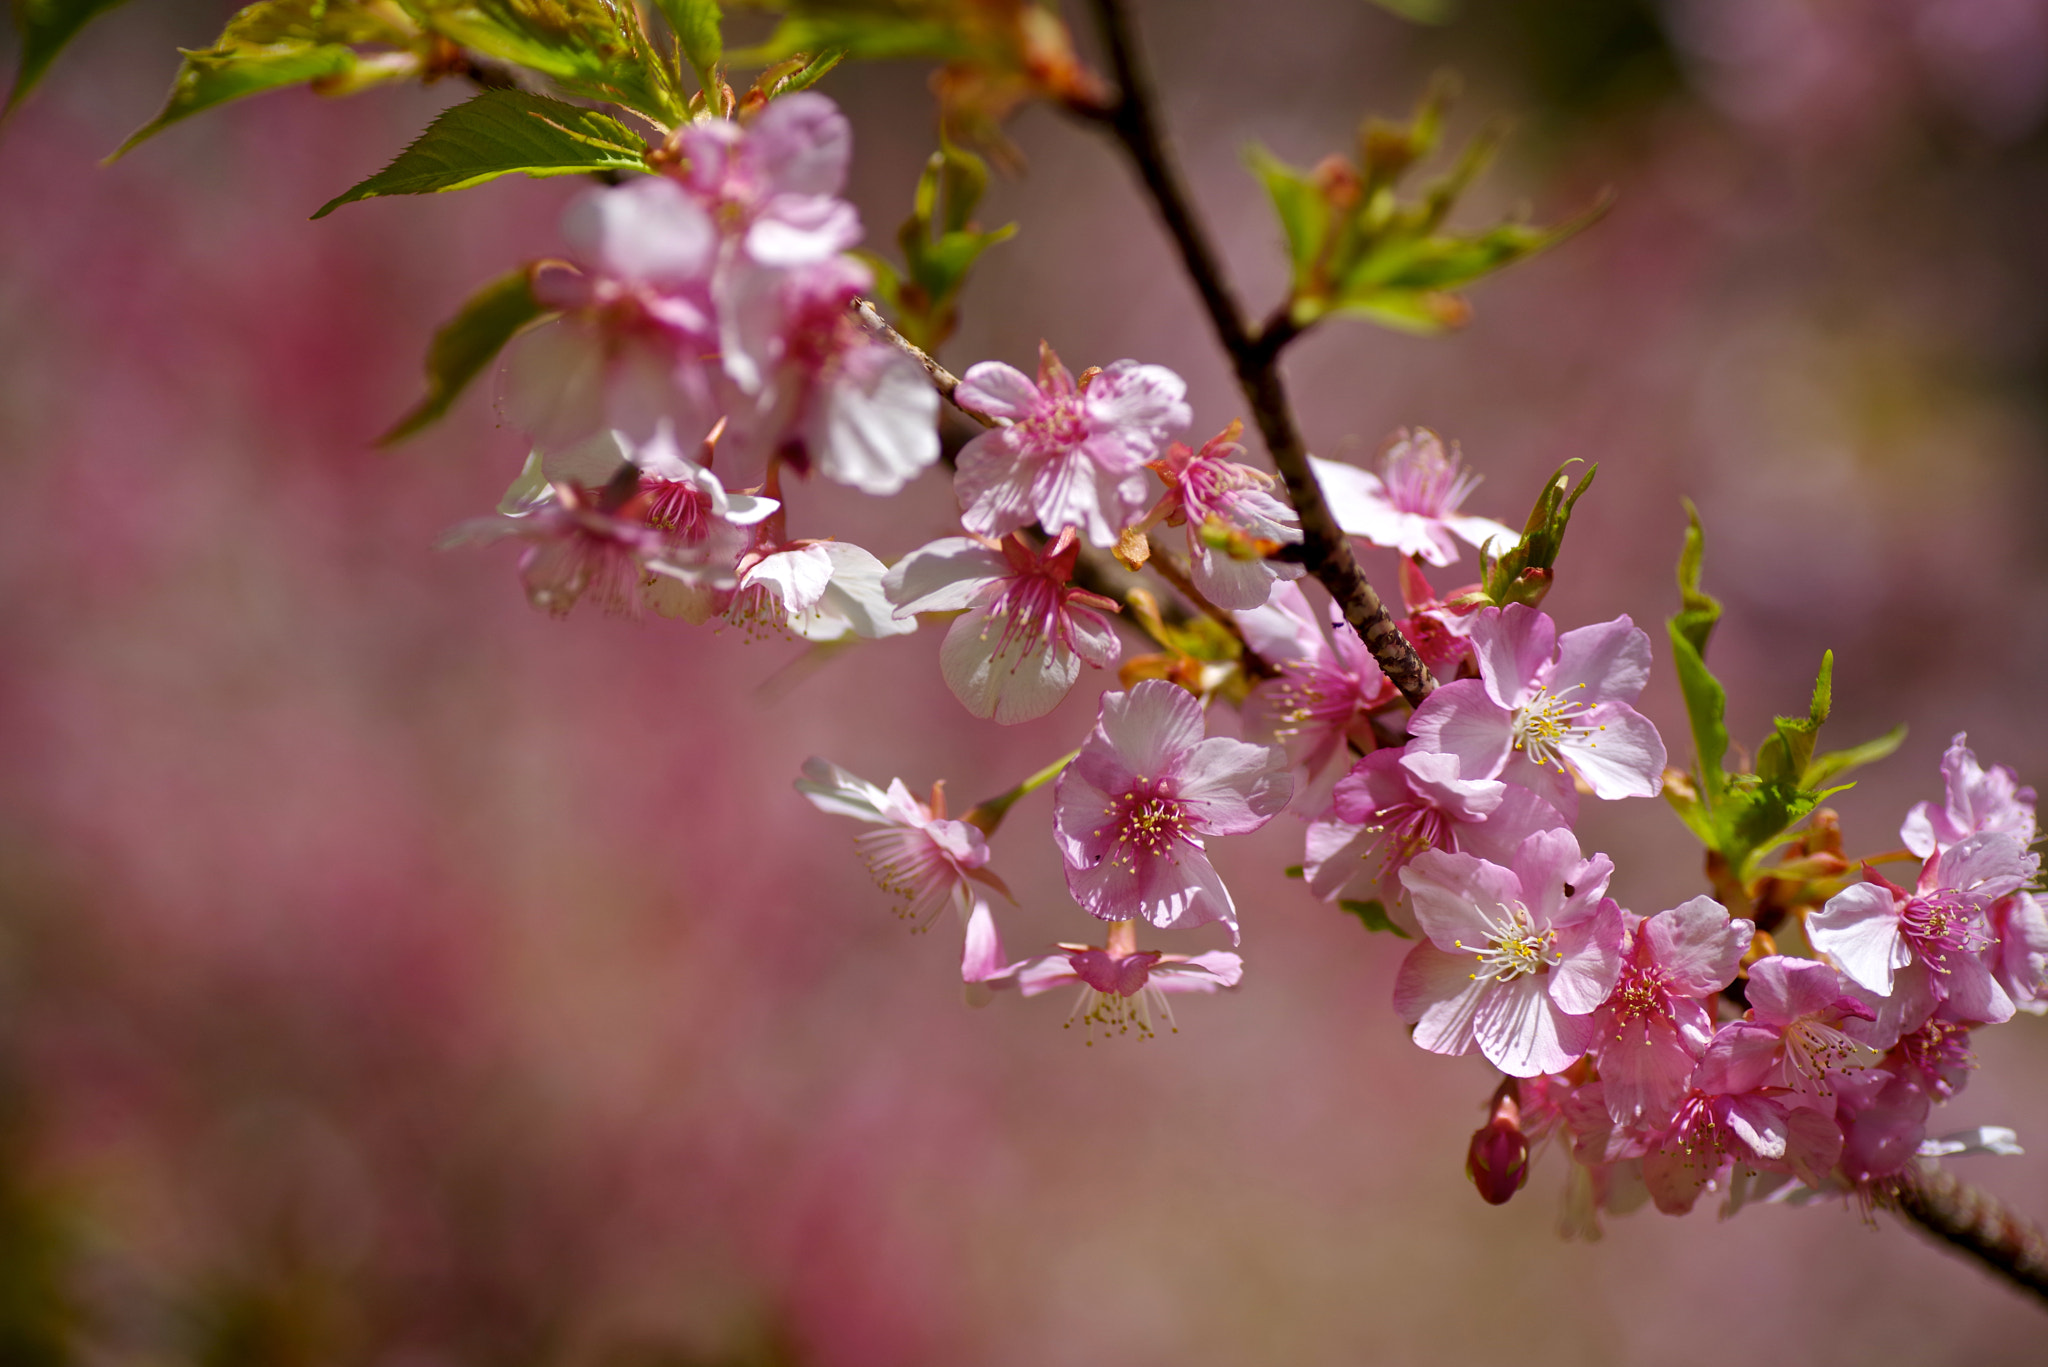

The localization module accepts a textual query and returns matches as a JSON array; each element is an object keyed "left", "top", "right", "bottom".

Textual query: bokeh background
[{"left": 6, "top": 1, "right": 2048, "bottom": 1362}]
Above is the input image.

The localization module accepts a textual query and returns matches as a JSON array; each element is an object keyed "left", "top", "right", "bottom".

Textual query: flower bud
[{"left": 1466, "top": 1080, "right": 1530, "bottom": 1206}]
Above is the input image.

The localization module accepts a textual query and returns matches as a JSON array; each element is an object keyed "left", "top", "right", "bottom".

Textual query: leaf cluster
[
  {"left": 859, "top": 141, "right": 1015, "bottom": 352},
  {"left": 1474, "top": 459, "right": 1594, "bottom": 609},
  {"left": 1662, "top": 504, "right": 1905, "bottom": 888},
  {"left": 1247, "top": 75, "right": 1605, "bottom": 335}
]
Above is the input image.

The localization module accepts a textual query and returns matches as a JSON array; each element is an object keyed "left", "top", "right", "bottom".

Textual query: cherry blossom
[
  {"left": 884, "top": 530, "right": 1121, "bottom": 724},
  {"left": 1405, "top": 603, "right": 1666, "bottom": 816},
  {"left": 1148, "top": 423, "right": 1304, "bottom": 610},
  {"left": 1301, "top": 748, "right": 1565, "bottom": 923},
  {"left": 1310, "top": 428, "right": 1515, "bottom": 566},
  {"left": 1901, "top": 732, "right": 2038, "bottom": 859},
  {"left": 507, "top": 178, "right": 723, "bottom": 452},
  {"left": 1393, "top": 829, "right": 1626, "bottom": 1076},
  {"left": 1588, "top": 896, "right": 1754, "bottom": 1129},
  {"left": 1052, "top": 681, "right": 1290, "bottom": 943},
  {"left": 953, "top": 343, "right": 1190, "bottom": 546},
  {"left": 1234, "top": 581, "right": 1397, "bottom": 808},
  {"left": 674, "top": 92, "right": 861, "bottom": 267},
  {"left": 982, "top": 939, "right": 1243, "bottom": 1040},
  {"left": 795, "top": 759, "right": 1012, "bottom": 985},
  {"left": 727, "top": 539, "right": 914, "bottom": 641},
  {"left": 1694, "top": 956, "right": 1883, "bottom": 1103}
]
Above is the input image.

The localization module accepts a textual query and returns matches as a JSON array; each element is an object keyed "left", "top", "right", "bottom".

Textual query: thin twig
[
  {"left": 853, "top": 298, "right": 995, "bottom": 427},
  {"left": 1073, "top": 0, "right": 1437, "bottom": 709},
  {"left": 1879, "top": 1162, "right": 2048, "bottom": 1306}
]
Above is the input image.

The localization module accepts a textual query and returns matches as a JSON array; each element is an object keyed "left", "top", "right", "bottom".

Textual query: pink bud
[{"left": 1466, "top": 1080, "right": 1530, "bottom": 1206}]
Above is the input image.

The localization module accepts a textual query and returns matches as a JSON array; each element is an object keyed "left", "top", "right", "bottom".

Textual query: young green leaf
[
  {"left": 1478, "top": 459, "right": 1594, "bottom": 608},
  {"left": 420, "top": 0, "right": 686, "bottom": 123},
  {"left": 380, "top": 267, "right": 553, "bottom": 444},
  {"left": 653, "top": 0, "right": 720, "bottom": 91},
  {"left": 1667, "top": 503, "right": 1729, "bottom": 807},
  {"left": 1804, "top": 723, "right": 1907, "bottom": 790},
  {"left": 6, "top": 0, "right": 132, "bottom": 114},
  {"left": 1340, "top": 899, "right": 1413, "bottom": 938},
  {"left": 1756, "top": 652, "right": 1832, "bottom": 786},
  {"left": 313, "top": 89, "right": 647, "bottom": 218},
  {"left": 113, "top": 0, "right": 424, "bottom": 158}
]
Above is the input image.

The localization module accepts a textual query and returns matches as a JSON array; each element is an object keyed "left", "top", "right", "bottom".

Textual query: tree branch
[
  {"left": 1073, "top": 0, "right": 1437, "bottom": 708},
  {"left": 1879, "top": 1162, "right": 2048, "bottom": 1306}
]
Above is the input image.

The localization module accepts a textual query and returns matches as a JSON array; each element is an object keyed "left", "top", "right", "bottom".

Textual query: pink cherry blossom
[
  {"left": 717, "top": 255, "right": 940, "bottom": 495},
  {"left": 1395, "top": 559, "right": 1482, "bottom": 678},
  {"left": 1149, "top": 424, "right": 1304, "bottom": 610},
  {"left": 1693, "top": 956, "right": 1882, "bottom": 1103},
  {"left": 1808, "top": 833, "right": 2038, "bottom": 1027},
  {"left": 1392, "top": 829, "right": 1627, "bottom": 1077},
  {"left": 883, "top": 530, "right": 1121, "bottom": 724},
  {"left": 1901, "top": 732, "right": 2038, "bottom": 858},
  {"left": 982, "top": 939, "right": 1242, "bottom": 1040},
  {"left": 953, "top": 344, "right": 1191, "bottom": 547},
  {"left": 507, "top": 178, "right": 723, "bottom": 452},
  {"left": 1405, "top": 602, "right": 1667, "bottom": 815},
  {"left": 1589, "top": 895, "right": 1755, "bottom": 1128},
  {"left": 1302, "top": 749, "right": 1566, "bottom": 922},
  {"left": 727, "top": 539, "right": 915, "bottom": 641},
  {"left": 1309, "top": 428, "right": 1515, "bottom": 566},
  {"left": 795, "top": 758, "right": 1012, "bottom": 985},
  {"left": 1992, "top": 891, "right": 2048, "bottom": 1014},
  {"left": 1638, "top": 1084, "right": 1843, "bottom": 1215},
  {"left": 1234, "top": 581, "right": 1397, "bottom": 807},
  {"left": 675, "top": 92, "right": 861, "bottom": 266},
  {"left": 1052, "top": 680, "right": 1291, "bottom": 943}
]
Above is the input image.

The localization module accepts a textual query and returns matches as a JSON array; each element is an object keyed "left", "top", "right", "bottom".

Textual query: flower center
[
  {"left": 1900, "top": 889, "right": 1992, "bottom": 963},
  {"left": 1607, "top": 963, "right": 1671, "bottom": 1029},
  {"left": 1781, "top": 1017, "right": 1870, "bottom": 1094},
  {"left": 1383, "top": 442, "right": 1481, "bottom": 517},
  {"left": 1110, "top": 784, "right": 1194, "bottom": 866},
  {"left": 1021, "top": 396, "right": 1092, "bottom": 452},
  {"left": 1511, "top": 685, "right": 1598, "bottom": 772},
  {"left": 1455, "top": 902, "right": 1561, "bottom": 982},
  {"left": 1355, "top": 801, "right": 1449, "bottom": 878}
]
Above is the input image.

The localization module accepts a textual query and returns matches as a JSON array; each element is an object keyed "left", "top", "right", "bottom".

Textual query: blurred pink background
[{"left": 5, "top": 1, "right": 2048, "bottom": 1362}]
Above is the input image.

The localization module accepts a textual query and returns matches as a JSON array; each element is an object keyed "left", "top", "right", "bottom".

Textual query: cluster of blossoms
[{"left": 444, "top": 90, "right": 2042, "bottom": 1215}]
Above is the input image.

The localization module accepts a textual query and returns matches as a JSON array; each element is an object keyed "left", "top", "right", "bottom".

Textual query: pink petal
[
  {"left": 1097, "top": 680, "right": 1207, "bottom": 777},
  {"left": 955, "top": 362, "right": 1043, "bottom": 421},
  {"left": 743, "top": 91, "right": 852, "bottom": 197},
  {"left": 1405, "top": 679, "right": 1515, "bottom": 781},
  {"left": 1549, "top": 899, "right": 1625, "bottom": 1014},
  {"left": 939, "top": 605, "right": 1081, "bottom": 724},
  {"left": 1646, "top": 895, "right": 1753, "bottom": 996},
  {"left": 1393, "top": 943, "right": 1488, "bottom": 1054},
  {"left": 1474, "top": 973, "right": 1593, "bottom": 1076},
  {"left": 1807, "top": 884, "right": 1910, "bottom": 996},
  {"left": 1172, "top": 736, "right": 1291, "bottom": 834},
  {"left": 1400, "top": 849, "right": 1526, "bottom": 953},
  {"left": 1471, "top": 604, "right": 1556, "bottom": 709},
  {"left": 1549, "top": 615, "right": 1652, "bottom": 706},
  {"left": 1560, "top": 703, "right": 1666, "bottom": 800},
  {"left": 953, "top": 430, "right": 1040, "bottom": 538},
  {"left": 883, "top": 537, "right": 1006, "bottom": 615}
]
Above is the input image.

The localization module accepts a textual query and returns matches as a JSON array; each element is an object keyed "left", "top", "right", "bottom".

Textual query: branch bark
[
  {"left": 1073, "top": 0, "right": 1437, "bottom": 708},
  {"left": 1879, "top": 1162, "right": 2048, "bottom": 1306}
]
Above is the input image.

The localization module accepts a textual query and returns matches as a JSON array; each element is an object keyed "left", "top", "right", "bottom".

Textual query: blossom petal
[
  {"left": 1474, "top": 973, "right": 1592, "bottom": 1076},
  {"left": 955, "top": 362, "right": 1042, "bottom": 421},
  {"left": 1647, "top": 895, "right": 1753, "bottom": 997},
  {"left": 809, "top": 346, "right": 940, "bottom": 496},
  {"left": 1550, "top": 615, "right": 1652, "bottom": 706},
  {"left": 1393, "top": 943, "right": 1487, "bottom": 1054},
  {"left": 1405, "top": 679, "right": 1515, "bottom": 780},
  {"left": 1097, "top": 680, "right": 1208, "bottom": 777},
  {"left": 1173, "top": 736, "right": 1291, "bottom": 834},
  {"left": 953, "top": 430, "right": 1040, "bottom": 538},
  {"left": 1561, "top": 703, "right": 1666, "bottom": 800},
  {"left": 1808, "top": 884, "right": 1910, "bottom": 996},
  {"left": 884, "top": 537, "right": 1006, "bottom": 615},
  {"left": 1471, "top": 604, "right": 1555, "bottom": 709},
  {"left": 1400, "top": 849, "right": 1524, "bottom": 955},
  {"left": 793, "top": 757, "right": 891, "bottom": 822},
  {"left": 939, "top": 605, "right": 1081, "bottom": 724}
]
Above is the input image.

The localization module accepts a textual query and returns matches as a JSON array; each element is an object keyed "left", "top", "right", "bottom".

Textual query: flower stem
[
  {"left": 1106, "top": 919, "right": 1138, "bottom": 958},
  {"left": 964, "top": 750, "right": 1080, "bottom": 835}
]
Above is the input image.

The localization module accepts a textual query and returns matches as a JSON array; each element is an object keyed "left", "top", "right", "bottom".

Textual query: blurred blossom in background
[{"left": 4, "top": 0, "right": 2048, "bottom": 1362}]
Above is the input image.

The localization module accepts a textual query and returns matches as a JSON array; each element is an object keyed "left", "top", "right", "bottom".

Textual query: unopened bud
[{"left": 1466, "top": 1079, "right": 1530, "bottom": 1206}]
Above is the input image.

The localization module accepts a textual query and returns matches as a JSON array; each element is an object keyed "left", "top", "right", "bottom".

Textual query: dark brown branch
[
  {"left": 1074, "top": 0, "right": 1437, "bottom": 708},
  {"left": 1879, "top": 1162, "right": 2048, "bottom": 1306}
]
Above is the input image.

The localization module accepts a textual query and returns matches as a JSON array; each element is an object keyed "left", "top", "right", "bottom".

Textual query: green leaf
[
  {"left": 1668, "top": 503, "right": 1728, "bottom": 808},
  {"left": 7, "top": 0, "right": 131, "bottom": 112},
  {"left": 114, "top": 0, "right": 424, "bottom": 157},
  {"left": 416, "top": 0, "right": 685, "bottom": 122},
  {"left": 736, "top": 15, "right": 972, "bottom": 65},
  {"left": 380, "top": 267, "right": 553, "bottom": 443},
  {"left": 1340, "top": 899, "right": 1412, "bottom": 938},
  {"left": 1757, "top": 652, "right": 1832, "bottom": 785},
  {"left": 653, "top": 0, "right": 719, "bottom": 91},
  {"left": 313, "top": 90, "right": 647, "bottom": 218},
  {"left": 1805, "top": 723, "right": 1907, "bottom": 790},
  {"left": 1246, "top": 145, "right": 1329, "bottom": 296},
  {"left": 1479, "top": 459, "right": 1594, "bottom": 607}
]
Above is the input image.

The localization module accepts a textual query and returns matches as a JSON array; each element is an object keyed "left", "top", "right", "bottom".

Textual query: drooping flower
[
  {"left": 795, "top": 758, "right": 1012, "bottom": 984},
  {"left": 674, "top": 91, "right": 862, "bottom": 267},
  {"left": 883, "top": 529, "right": 1121, "bottom": 724},
  {"left": 1392, "top": 829, "right": 1627, "bottom": 1077},
  {"left": 1901, "top": 732, "right": 2038, "bottom": 858},
  {"left": 982, "top": 936, "right": 1243, "bottom": 1040},
  {"left": 1309, "top": 428, "right": 1515, "bottom": 566},
  {"left": 1301, "top": 748, "right": 1566, "bottom": 924},
  {"left": 1148, "top": 423, "right": 1304, "bottom": 610},
  {"left": 728, "top": 539, "right": 916, "bottom": 641},
  {"left": 1052, "top": 680, "right": 1290, "bottom": 943},
  {"left": 953, "top": 343, "right": 1191, "bottom": 547},
  {"left": 1808, "top": 833, "right": 2037, "bottom": 1027},
  {"left": 507, "top": 178, "right": 723, "bottom": 452},
  {"left": 1405, "top": 603, "right": 1667, "bottom": 816},
  {"left": 1589, "top": 896, "right": 1755, "bottom": 1129},
  {"left": 1233, "top": 581, "right": 1397, "bottom": 808}
]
